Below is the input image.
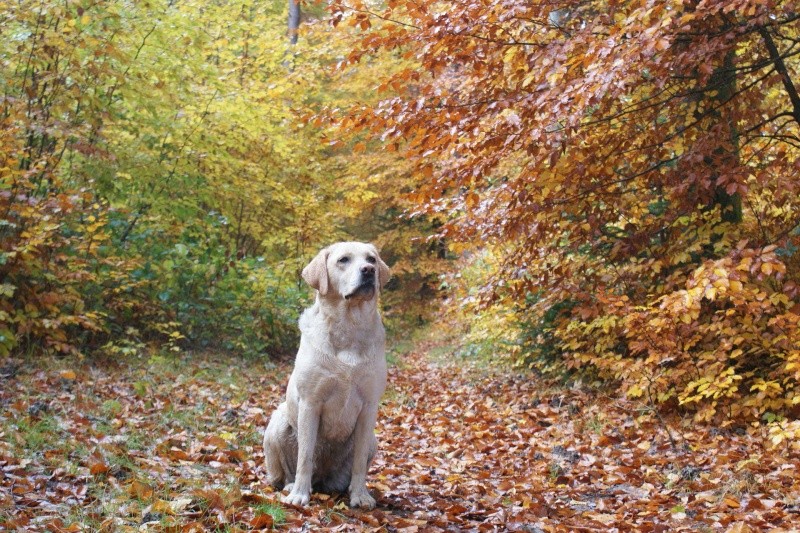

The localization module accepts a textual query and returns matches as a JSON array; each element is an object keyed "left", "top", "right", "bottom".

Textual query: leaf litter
[{"left": 1, "top": 348, "right": 798, "bottom": 531}]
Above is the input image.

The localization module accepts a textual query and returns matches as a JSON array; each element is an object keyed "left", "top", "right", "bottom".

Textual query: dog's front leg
[
  {"left": 282, "top": 399, "right": 319, "bottom": 506},
  {"left": 348, "top": 405, "right": 378, "bottom": 509}
]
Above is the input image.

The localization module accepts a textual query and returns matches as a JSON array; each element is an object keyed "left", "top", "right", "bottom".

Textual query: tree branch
[{"left": 757, "top": 24, "right": 800, "bottom": 126}]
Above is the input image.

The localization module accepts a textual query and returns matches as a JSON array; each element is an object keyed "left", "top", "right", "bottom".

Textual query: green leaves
[
  {"left": 0, "top": 0, "right": 327, "bottom": 358},
  {"left": 0, "top": 284, "right": 16, "bottom": 298},
  {"left": 0, "top": 328, "right": 16, "bottom": 356}
]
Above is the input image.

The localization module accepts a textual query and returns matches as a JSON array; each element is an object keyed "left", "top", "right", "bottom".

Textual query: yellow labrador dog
[{"left": 264, "top": 242, "right": 390, "bottom": 509}]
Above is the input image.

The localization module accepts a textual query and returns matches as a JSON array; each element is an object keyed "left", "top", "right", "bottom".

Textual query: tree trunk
[
  {"left": 709, "top": 49, "right": 742, "bottom": 224},
  {"left": 288, "top": 0, "right": 300, "bottom": 45}
]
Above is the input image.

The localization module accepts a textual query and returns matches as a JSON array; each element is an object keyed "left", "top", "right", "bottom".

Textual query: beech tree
[
  {"left": 329, "top": 0, "right": 800, "bottom": 421},
  {"left": 288, "top": 0, "right": 301, "bottom": 44}
]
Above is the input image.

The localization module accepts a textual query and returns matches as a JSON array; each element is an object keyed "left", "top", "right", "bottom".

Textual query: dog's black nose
[{"left": 361, "top": 264, "right": 375, "bottom": 276}]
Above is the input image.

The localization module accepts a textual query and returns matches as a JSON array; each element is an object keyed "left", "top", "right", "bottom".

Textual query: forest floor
[{"left": 1, "top": 339, "right": 799, "bottom": 532}]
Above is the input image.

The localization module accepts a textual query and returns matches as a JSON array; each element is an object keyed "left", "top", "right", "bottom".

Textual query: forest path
[
  {"left": 370, "top": 347, "right": 797, "bottom": 531},
  {"left": 0, "top": 344, "right": 797, "bottom": 531}
]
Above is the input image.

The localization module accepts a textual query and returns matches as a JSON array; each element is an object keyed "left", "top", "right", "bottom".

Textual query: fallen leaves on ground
[{"left": 1, "top": 347, "right": 799, "bottom": 531}]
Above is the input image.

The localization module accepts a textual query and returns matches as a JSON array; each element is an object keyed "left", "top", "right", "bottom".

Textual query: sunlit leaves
[
  {"left": 329, "top": 0, "right": 800, "bottom": 422},
  {"left": 0, "top": 0, "right": 364, "bottom": 356}
]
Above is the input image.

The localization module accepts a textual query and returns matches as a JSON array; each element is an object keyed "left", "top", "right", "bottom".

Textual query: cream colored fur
[{"left": 263, "top": 242, "right": 390, "bottom": 509}]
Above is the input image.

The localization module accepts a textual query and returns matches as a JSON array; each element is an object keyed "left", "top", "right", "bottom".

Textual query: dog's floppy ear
[
  {"left": 377, "top": 258, "right": 391, "bottom": 289},
  {"left": 302, "top": 248, "right": 329, "bottom": 296},
  {"left": 376, "top": 254, "right": 391, "bottom": 290}
]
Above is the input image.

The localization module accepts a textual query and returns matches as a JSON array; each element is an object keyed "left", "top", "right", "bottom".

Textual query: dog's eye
[
  {"left": 337, "top": 256, "right": 350, "bottom": 264},
  {"left": 366, "top": 256, "right": 377, "bottom": 264}
]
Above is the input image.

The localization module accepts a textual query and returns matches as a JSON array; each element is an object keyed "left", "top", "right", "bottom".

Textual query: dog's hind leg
[{"left": 263, "top": 403, "right": 297, "bottom": 489}]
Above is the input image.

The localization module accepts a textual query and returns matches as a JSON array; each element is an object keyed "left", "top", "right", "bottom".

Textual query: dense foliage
[
  {"left": 0, "top": 0, "right": 305, "bottom": 358},
  {"left": 4, "top": 0, "right": 800, "bottom": 428},
  {"left": 0, "top": 0, "right": 441, "bottom": 359},
  {"left": 329, "top": 0, "right": 800, "bottom": 424},
  {"left": 4, "top": 3, "right": 800, "bottom": 528}
]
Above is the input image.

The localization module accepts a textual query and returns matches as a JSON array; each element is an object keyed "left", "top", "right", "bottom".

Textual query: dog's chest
[
  {"left": 318, "top": 354, "right": 384, "bottom": 440},
  {"left": 325, "top": 353, "right": 381, "bottom": 401}
]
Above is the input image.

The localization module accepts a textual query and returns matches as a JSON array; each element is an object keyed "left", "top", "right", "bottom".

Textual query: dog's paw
[
  {"left": 282, "top": 487, "right": 310, "bottom": 506},
  {"left": 349, "top": 487, "right": 376, "bottom": 509}
]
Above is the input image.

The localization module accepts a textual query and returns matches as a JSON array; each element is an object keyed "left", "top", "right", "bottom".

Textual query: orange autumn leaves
[
  {"left": 328, "top": 0, "right": 800, "bottom": 423},
  {"left": 2, "top": 0, "right": 799, "bottom": 429},
  {"left": 3, "top": 350, "right": 799, "bottom": 530}
]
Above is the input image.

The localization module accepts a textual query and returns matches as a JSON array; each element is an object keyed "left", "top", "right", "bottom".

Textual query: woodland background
[
  {"left": 1, "top": 0, "right": 800, "bottom": 529},
  {"left": 3, "top": 0, "right": 800, "bottom": 429}
]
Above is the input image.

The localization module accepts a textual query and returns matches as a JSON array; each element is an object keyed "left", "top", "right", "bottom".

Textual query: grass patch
[
  {"left": 382, "top": 385, "right": 413, "bottom": 409},
  {"left": 163, "top": 404, "right": 207, "bottom": 432},
  {"left": 123, "top": 429, "right": 148, "bottom": 451},
  {"left": 585, "top": 414, "right": 606, "bottom": 435},
  {"left": 93, "top": 420, "right": 114, "bottom": 437},
  {"left": 16, "top": 416, "right": 60, "bottom": 453},
  {"left": 101, "top": 399, "right": 123, "bottom": 417},
  {"left": 251, "top": 502, "right": 286, "bottom": 526},
  {"left": 427, "top": 343, "right": 457, "bottom": 364},
  {"left": 240, "top": 428, "right": 263, "bottom": 447},
  {"left": 133, "top": 380, "right": 149, "bottom": 398},
  {"left": 386, "top": 338, "right": 415, "bottom": 367},
  {"left": 107, "top": 450, "right": 138, "bottom": 472}
]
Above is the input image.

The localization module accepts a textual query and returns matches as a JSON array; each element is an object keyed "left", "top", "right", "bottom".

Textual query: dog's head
[{"left": 302, "top": 242, "right": 390, "bottom": 301}]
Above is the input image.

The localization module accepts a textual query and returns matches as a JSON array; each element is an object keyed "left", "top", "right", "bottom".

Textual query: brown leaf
[
  {"left": 192, "top": 489, "right": 225, "bottom": 510},
  {"left": 89, "top": 460, "right": 109, "bottom": 476},
  {"left": 128, "top": 480, "right": 155, "bottom": 500},
  {"left": 722, "top": 496, "right": 741, "bottom": 509},
  {"left": 250, "top": 514, "right": 274, "bottom": 528}
]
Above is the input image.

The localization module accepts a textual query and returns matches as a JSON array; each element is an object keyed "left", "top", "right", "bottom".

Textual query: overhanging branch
[{"left": 758, "top": 24, "right": 800, "bottom": 126}]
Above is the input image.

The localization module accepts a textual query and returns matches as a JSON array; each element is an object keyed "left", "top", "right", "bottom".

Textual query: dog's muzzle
[{"left": 345, "top": 265, "right": 377, "bottom": 300}]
